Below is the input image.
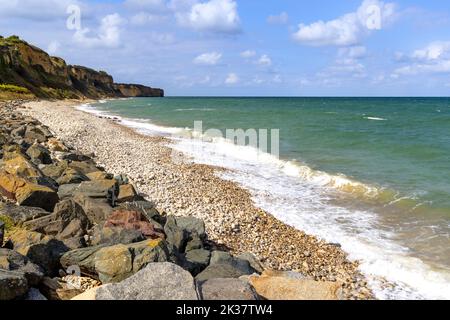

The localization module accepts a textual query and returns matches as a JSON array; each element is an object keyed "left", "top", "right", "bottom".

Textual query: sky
[{"left": 1, "top": 0, "right": 450, "bottom": 96}]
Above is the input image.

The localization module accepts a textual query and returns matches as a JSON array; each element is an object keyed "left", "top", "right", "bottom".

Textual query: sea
[{"left": 79, "top": 97, "right": 450, "bottom": 300}]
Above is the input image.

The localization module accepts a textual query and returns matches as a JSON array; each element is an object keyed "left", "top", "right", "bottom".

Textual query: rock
[
  {"left": 184, "top": 249, "right": 211, "bottom": 276},
  {"left": 0, "top": 221, "right": 4, "bottom": 247},
  {"left": 71, "top": 286, "right": 99, "bottom": 300},
  {"left": 40, "top": 161, "right": 68, "bottom": 180},
  {"left": 25, "top": 288, "right": 47, "bottom": 300},
  {"left": 118, "top": 201, "right": 165, "bottom": 225},
  {"left": 176, "top": 216, "right": 206, "bottom": 240},
  {"left": 94, "top": 244, "right": 133, "bottom": 283},
  {"left": 248, "top": 273, "right": 343, "bottom": 300},
  {"left": 57, "top": 183, "right": 80, "bottom": 199},
  {"left": 62, "top": 153, "right": 92, "bottom": 162},
  {"left": 0, "top": 248, "right": 44, "bottom": 286},
  {"left": 237, "top": 253, "right": 265, "bottom": 274},
  {"left": 38, "top": 276, "right": 82, "bottom": 300},
  {"left": 26, "top": 143, "right": 52, "bottom": 165},
  {"left": 61, "top": 239, "right": 169, "bottom": 282},
  {"left": 86, "top": 171, "right": 112, "bottom": 181},
  {"left": 47, "top": 138, "right": 67, "bottom": 152},
  {"left": 210, "top": 251, "right": 257, "bottom": 275},
  {"left": 198, "top": 278, "right": 259, "bottom": 300},
  {"left": 105, "top": 209, "right": 165, "bottom": 239},
  {"left": 24, "top": 126, "right": 47, "bottom": 143},
  {"left": 91, "top": 225, "right": 145, "bottom": 246},
  {"left": 195, "top": 263, "right": 254, "bottom": 282},
  {"left": 73, "top": 194, "right": 113, "bottom": 224},
  {"left": 0, "top": 269, "right": 29, "bottom": 300},
  {"left": 68, "top": 161, "right": 101, "bottom": 175},
  {"left": 164, "top": 215, "right": 188, "bottom": 252},
  {"left": 15, "top": 182, "right": 59, "bottom": 212},
  {"left": 185, "top": 234, "right": 204, "bottom": 252},
  {"left": 75, "top": 179, "right": 119, "bottom": 205},
  {"left": 0, "top": 203, "right": 50, "bottom": 226},
  {"left": 60, "top": 245, "right": 105, "bottom": 278},
  {"left": 9, "top": 229, "right": 69, "bottom": 276},
  {"left": 23, "top": 199, "right": 89, "bottom": 238},
  {"left": 96, "top": 262, "right": 198, "bottom": 300},
  {"left": 57, "top": 168, "right": 89, "bottom": 185},
  {"left": 117, "top": 184, "right": 142, "bottom": 203},
  {"left": 2, "top": 153, "right": 42, "bottom": 178},
  {"left": 114, "top": 174, "right": 129, "bottom": 185}
]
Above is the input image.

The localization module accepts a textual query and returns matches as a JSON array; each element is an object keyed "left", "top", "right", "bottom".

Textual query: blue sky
[{"left": 1, "top": 0, "right": 450, "bottom": 96}]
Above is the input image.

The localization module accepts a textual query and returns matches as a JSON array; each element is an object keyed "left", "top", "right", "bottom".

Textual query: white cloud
[
  {"left": 240, "top": 50, "right": 256, "bottom": 58},
  {"left": 73, "top": 13, "right": 124, "bottom": 48},
  {"left": 256, "top": 54, "right": 272, "bottom": 66},
  {"left": 177, "top": 0, "right": 241, "bottom": 34},
  {"left": 130, "top": 12, "right": 168, "bottom": 25},
  {"left": 292, "top": 0, "right": 395, "bottom": 47},
  {"left": 225, "top": 72, "right": 239, "bottom": 84},
  {"left": 267, "top": 12, "right": 289, "bottom": 25},
  {"left": 393, "top": 41, "right": 450, "bottom": 76},
  {"left": 194, "top": 52, "right": 222, "bottom": 65},
  {"left": 47, "top": 41, "right": 61, "bottom": 55},
  {"left": 338, "top": 46, "right": 367, "bottom": 59}
]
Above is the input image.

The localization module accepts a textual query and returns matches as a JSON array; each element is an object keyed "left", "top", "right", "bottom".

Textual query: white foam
[
  {"left": 75, "top": 101, "right": 450, "bottom": 299},
  {"left": 175, "top": 108, "right": 216, "bottom": 112},
  {"left": 365, "top": 117, "right": 387, "bottom": 121}
]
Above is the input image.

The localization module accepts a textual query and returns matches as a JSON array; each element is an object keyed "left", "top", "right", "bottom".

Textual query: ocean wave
[
  {"left": 365, "top": 116, "right": 387, "bottom": 121},
  {"left": 175, "top": 108, "right": 216, "bottom": 112}
]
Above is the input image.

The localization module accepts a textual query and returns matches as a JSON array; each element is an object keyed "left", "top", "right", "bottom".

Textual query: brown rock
[
  {"left": 117, "top": 184, "right": 141, "bottom": 203},
  {"left": 248, "top": 273, "right": 342, "bottom": 300},
  {"left": 105, "top": 209, "right": 165, "bottom": 239},
  {"left": 15, "top": 183, "right": 59, "bottom": 212}
]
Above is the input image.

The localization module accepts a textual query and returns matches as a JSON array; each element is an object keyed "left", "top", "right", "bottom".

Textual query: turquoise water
[{"left": 85, "top": 97, "right": 450, "bottom": 299}]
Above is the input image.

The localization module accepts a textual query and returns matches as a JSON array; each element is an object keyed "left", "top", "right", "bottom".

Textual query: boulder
[
  {"left": 117, "top": 184, "right": 142, "bottom": 203},
  {"left": 248, "top": 271, "right": 343, "bottom": 300},
  {"left": 38, "top": 276, "right": 82, "bottom": 300},
  {"left": 0, "top": 203, "right": 50, "bottom": 226},
  {"left": 75, "top": 179, "right": 119, "bottom": 205},
  {"left": 185, "top": 234, "right": 204, "bottom": 252},
  {"left": 164, "top": 215, "right": 188, "bottom": 252},
  {"left": 15, "top": 182, "right": 59, "bottom": 212},
  {"left": 237, "top": 252, "right": 265, "bottom": 274},
  {"left": 105, "top": 209, "right": 165, "bottom": 239},
  {"left": 26, "top": 143, "right": 52, "bottom": 165},
  {"left": 24, "top": 126, "right": 48, "bottom": 143},
  {"left": 9, "top": 229, "right": 69, "bottom": 276},
  {"left": 61, "top": 239, "right": 169, "bottom": 282},
  {"left": 86, "top": 171, "right": 113, "bottom": 181},
  {"left": 198, "top": 278, "right": 259, "bottom": 300},
  {"left": 91, "top": 225, "right": 145, "bottom": 246},
  {"left": 0, "top": 221, "right": 4, "bottom": 246},
  {"left": 0, "top": 269, "right": 29, "bottom": 300},
  {"left": 0, "top": 248, "right": 44, "bottom": 286},
  {"left": 73, "top": 194, "right": 113, "bottom": 224},
  {"left": 40, "top": 161, "right": 68, "bottom": 180},
  {"left": 195, "top": 263, "right": 254, "bottom": 283},
  {"left": 2, "top": 153, "right": 42, "bottom": 179},
  {"left": 209, "top": 251, "right": 257, "bottom": 275},
  {"left": 184, "top": 249, "right": 211, "bottom": 276},
  {"left": 176, "top": 216, "right": 206, "bottom": 240},
  {"left": 118, "top": 201, "right": 165, "bottom": 225},
  {"left": 57, "top": 183, "right": 80, "bottom": 200},
  {"left": 96, "top": 262, "right": 198, "bottom": 300},
  {"left": 57, "top": 168, "right": 89, "bottom": 185},
  {"left": 69, "top": 161, "right": 101, "bottom": 175},
  {"left": 47, "top": 138, "right": 67, "bottom": 152},
  {"left": 23, "top": 199, "right": 89, "bottom": 238}
]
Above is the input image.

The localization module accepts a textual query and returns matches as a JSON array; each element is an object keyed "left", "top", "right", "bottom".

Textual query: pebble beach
[{"left": 20, "top": 99, "right": 374, "bottom": 300}]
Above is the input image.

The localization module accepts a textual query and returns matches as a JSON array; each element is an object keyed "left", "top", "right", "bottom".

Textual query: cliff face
[{"left": 0, "top": 35, "right": 164, "bottom": 99}]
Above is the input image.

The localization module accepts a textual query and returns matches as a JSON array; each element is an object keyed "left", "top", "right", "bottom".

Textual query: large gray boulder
[
  {"left": 0, "top": 248, "right": 44, "bottom": 286},
  {"left": 0, "top": 203, "right": 50, "bottom": 226},
  {"left": 96, "top": 262, "right": 198, "bottom": 300},
  {"left": 198, "top": 278, "right": 259, "bottom": 300}
]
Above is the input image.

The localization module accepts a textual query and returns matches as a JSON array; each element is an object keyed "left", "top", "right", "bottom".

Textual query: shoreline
[{"left": 20, "top": 99, "right": 374, "bottom": 300}]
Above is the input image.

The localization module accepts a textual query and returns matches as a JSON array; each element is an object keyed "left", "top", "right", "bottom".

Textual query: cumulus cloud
[
  {"left": 393, "top": 41, "right": 450, "bottom": 75},
  {"left": 225, "top": 72, "right": 239, "bottom": 84},
  {"left": 256, "top": 54, "right": 272, "bottom": 66},
  {"left": 176, "top": 0, "right": 241, "bottom": 34},
  {"left": 267, "top": 12, "right": 289, "bottom": 25},
  {"left": 338, "top": 46, "right": 367, "bottom": 59},
  {"left": 73, "top": 13, "right": 124, "bottom": 48},
  {"left": 240, "top": 50, "right": 256, "bottom": 58},
  {"left": 292, "top": 0, "right": 395, "bottom": 47},
  {"left": 194, "top": 52, "right": 222, "bottom": 65}
]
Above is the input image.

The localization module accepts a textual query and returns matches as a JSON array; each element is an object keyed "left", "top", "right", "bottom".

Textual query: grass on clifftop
[{"left": 0, "top": 83, "right": 35, "bottom": 100}]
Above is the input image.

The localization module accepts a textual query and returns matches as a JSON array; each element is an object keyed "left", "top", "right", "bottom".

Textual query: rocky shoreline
[{"left": 0, "top": 99, "right": 373, "bottom": 300}]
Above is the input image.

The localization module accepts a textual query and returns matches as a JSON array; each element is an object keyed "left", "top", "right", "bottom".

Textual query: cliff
[{"left": 0, "top": 35, "right": 164, "bottom": 99}]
